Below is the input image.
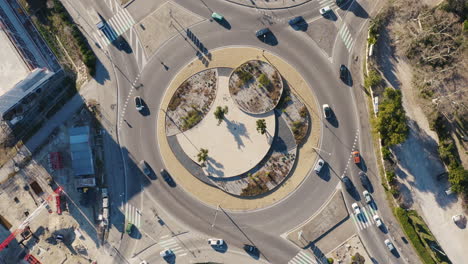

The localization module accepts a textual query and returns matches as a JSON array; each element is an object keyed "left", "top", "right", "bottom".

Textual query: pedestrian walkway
[
  {"left": 94, "top": 8, "right": 135, "bottom": 47},
  {"left": 288, "top": 250, "right": 317, "bottom": 264},
  {"left": 351, "top": 204, "right": 378, "bottom": 231},
  {"left": 158, "top": 237, "right": 186, "bottom": 257},
  {"left": 125, "top": 203, "right": 141, "bottom": 228},
  {"left": 338, "top": 23, "right": 354, "bottom": 53},
  {"left": 317, "top": 0, "right": 336, "bottom": 10}
]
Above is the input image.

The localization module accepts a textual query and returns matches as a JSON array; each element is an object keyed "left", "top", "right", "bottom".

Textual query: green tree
[
  {"left": 375, "top": 88, "right": 409, "bottom": 146},
  {"left": 364, "top": 70, "right": 382, "bottom": 89},
  {"left": 256, "top": 119, "right": 267, "bottom": 134},
  {"left": 351, "top": 252, "right": 365, "bottom": 264},
  {"left": 197, "top": 148, "right": 209, "bottom": 166},
  {"left": 214, "top": 106, "right": 228, "bottom": 125},
  {"left": 448, "top": 166, "right": 468, "bottom": 194}
]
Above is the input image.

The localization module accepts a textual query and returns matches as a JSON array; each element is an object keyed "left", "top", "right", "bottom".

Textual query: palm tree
[
  {"left": 256, "top": 119, "right": 267, "bottom": 134},
  {"left": 197, "top": 148, "right": 209, "bottom": 166},
  {"left": 214, "top": 106, "right": 228, "bottom": 125}
]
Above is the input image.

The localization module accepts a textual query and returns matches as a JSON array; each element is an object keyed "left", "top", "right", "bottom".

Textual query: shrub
[
  {"left": 258, "top": 73, "right": 271, "bottom": 89},
  {"left": 394, "top": 208, "right": 437, "bottom": 264},
  {"left": 182, "top": 108, "right": 202, "bottom": 130},
  {"left": 375, "top": 88, "right": 409, "bottom": 147},
  {"left": 238, "top": 70, "right": 253, "bottom": 85},
  {"left": 448, "top": 166, "right": 468, "bottom": 194},
  {"left": 382, "top": 146, "right": 392, "bottom": 160},
  {"left": 386, "top": 170, "right": 396, "bottom": 184},
  {"left": 327, "top": 258, "right": 334, "bottom": 264},
  {"left": 364, "top": 70, "right": 382, "bottom": 89},
  {"left": 299, "top": 106, "right": 308, "bottom": 118}
]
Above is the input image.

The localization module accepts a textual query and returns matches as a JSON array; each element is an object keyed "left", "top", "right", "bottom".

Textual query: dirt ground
[
  {"left": 373, "top": 3, "right": 468, "bottom": 262},
  {"left": 326, "top": 235, "right": 371, "bottom": 264}
]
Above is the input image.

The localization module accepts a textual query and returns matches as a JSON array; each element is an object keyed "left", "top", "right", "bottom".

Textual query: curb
[{"left": 223, "top": 0, "right": 314, "bottom": 10}]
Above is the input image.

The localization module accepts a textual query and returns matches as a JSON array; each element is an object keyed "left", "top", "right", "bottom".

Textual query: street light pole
[
  {"left": 211, "top": 204, "right": 220, "bottom": 229},
  {"left": 312, "top": 147, "right": 331, "bottom": 156}
]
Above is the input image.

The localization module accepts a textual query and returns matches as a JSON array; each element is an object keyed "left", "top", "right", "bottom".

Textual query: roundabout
[{"left": 156, "top": 47, "right": 321, "bottom": 208}]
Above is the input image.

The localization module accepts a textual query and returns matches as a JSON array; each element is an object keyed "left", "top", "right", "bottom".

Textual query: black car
[
  {"left": 359, "top": 171, "right": 369, "bottom": 186},
  {"left": 341, "top": 176, "right": 353, "bottom": 190},
  {"left": 160, "top": 169, "right": 176, "bottom": 187},
  {"left": 340, "top": 64, "right": 347, "bottom": 80},
  {"left": 256, "top": 28, "right": 271, "bottom": 39},
  {"left": 243, "top": 244, "right": 260, "bottom": 257},
  {"left": 288, "top": 16, "right": 305, "bottom": 30}
]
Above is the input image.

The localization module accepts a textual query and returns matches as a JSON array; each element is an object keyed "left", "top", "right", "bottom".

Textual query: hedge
[{"left": 394, "top": 208, "right": 436, "bottom": 264}]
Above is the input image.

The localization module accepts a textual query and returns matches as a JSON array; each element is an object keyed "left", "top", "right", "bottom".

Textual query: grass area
[{"left": 20, "top": 0, "right": 97, "bottom": 76}]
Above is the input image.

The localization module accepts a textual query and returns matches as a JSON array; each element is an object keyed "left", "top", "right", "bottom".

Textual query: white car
[
  {"left": 208, "top": 238, "right": 224, "bottom": 246},
  {"left": 314, "top": 159, "right": 325, "bottom": 173},
  {"left": 373, "top": 215, "right": 383, "bottom": 227},
  {"left": 352, "top": 203, "right": 361, "bottom": 215},
  {"left": 160, "top": 248, "right": 173, "bottom": 257},
  {"left": 322, "top": 104, "right": 332, "bottom": 119},
  {"left": 363, "top": 190, "right": 372, "bottom": 204},
  {"left": 384, "top": 239, "right": 395, "bottom": 251},
  {"left": 320, "top": 6, "right": 331, "bottom": 15}
]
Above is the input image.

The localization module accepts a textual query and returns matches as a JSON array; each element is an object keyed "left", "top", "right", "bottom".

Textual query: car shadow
[
  {"left": 358, "top": 156, "right": 367, "bottom": 172},
  {"left": 112, "top": 36, "right": 133, "bottom": 54},
  {"left": 162, "top": 170, "right": 177, "bottom": 188},
  {"left": 318, "top": 164, "right": 331, "bottom": 182},
  {"left": 327, "top": 110, "right": 339, "bottom": 128},
  {"left": 139, "top": 99, "right": 150, "bottom": 116},
  {"left": 324, "top": 12, "right": 338, "bottom": 21},
  {"left": 390, "top": 248, "right": 401, "bottom": 258},
  {"left": 212, "top": 243, "right": 228, "bottom": 253},
  {"left": 259, "top": 32, "right": 278, "bottom": 46},
  {"left": 214, "top": 18, "right": 231, "bottom": 30},
  {"left": 380, "top": 224, "right": 389, "bottom": 234},
  {"left": 162, "top": 254, "right": 176, "bottom": 264}
]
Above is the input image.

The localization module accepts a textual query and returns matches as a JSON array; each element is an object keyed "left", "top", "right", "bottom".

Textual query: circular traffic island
[
  {"left": 157, "top": 47, "right": 321, "bottom": 208},
  {"left": 229, "top": 60, "right": 283, "bottom": 114}
]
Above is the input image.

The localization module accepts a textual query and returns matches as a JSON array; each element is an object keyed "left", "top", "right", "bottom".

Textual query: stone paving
[{"left": 157, "top": 47, "right": 321, "bottom": 210}]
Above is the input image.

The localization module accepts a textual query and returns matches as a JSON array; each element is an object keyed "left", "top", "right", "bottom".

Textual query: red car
[{"left": 352, "top": 151, "right": 361, "bottom": 164}]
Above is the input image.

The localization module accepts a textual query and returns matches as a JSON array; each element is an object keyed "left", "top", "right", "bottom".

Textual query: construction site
[{"left": 0, "top": 101, "right": 111, "bottom": 264}]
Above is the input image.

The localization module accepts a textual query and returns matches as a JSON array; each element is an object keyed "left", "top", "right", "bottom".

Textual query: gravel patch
[
  {"left": 278, "top": 81, "right": 310, "bottom": 144},
  {"left": 229, "top": 60, "right": 283, "bottom": 114},
  {"left": 165, "top": 69, "right": 217, "bottom": 136}
]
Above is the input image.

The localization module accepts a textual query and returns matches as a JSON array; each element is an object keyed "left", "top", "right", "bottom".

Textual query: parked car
[
  {"left": 384, "top": 239, "right": 395, "bottom": 251},
  {"left": 160, "top": 169, "right": 176, "bottom": 187},
  {"left": 160, "top": 248, "right": 173, "bottom": 258},
  {"left": 139, "top": 160, "right": 151, "bottom": 176},
  {"left": 352, "top": 203, "right": 361, "bottom": 215},
  {"left": 452, "top": 214, "right": 466, "bottom": 224},
  {"left": 342, "top": 175, "right": 353, "bottom": 190},
  {"left": 314, "top": 159, "right": 325, "bottom": 173},
  {"left": 320, "top": 6, "right": 331, "bottom": 15},
  {"left": 135, "top": 96, "right": 144, "bottom": 111},
  {"left": 352, "top": 151, "right": 361, "bottom": 164},
  {"left": 373, "top": 215, "right": 383, "bottom": 228},
  {"left": 208, "top": 238, "right": 224, "bottom": 246},
  {"left": 322, "top": 104, "right": 332, "bottom": 119},
  {"left": 363, "top": 190, "right": 372, "bottom": 204}
]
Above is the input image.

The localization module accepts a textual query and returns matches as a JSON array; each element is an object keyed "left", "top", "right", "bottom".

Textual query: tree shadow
[
  {"left": 392, "top": 119, "right": 454, "bottom": 208},
  {"left": 225, "top": 119, "right": 250, "bottom": 149},
  {"left": 375, "top": 26, "right": 400, "bottom": 90},
  {"left": 339, "top": 0, "right": 369, "bottom": 19}
]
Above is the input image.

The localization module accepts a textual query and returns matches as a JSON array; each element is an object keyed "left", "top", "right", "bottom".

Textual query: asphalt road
[{"left": 71, "top": 0, "right": 419, "bottom": 263}]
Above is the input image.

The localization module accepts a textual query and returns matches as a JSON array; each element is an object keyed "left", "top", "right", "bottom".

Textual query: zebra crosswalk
[
  {"left": 125, "top": 203, "right": 141, "bottom": 228},
  {"left": 94, "top": 8, "right": 135, "bottom": 47},
  {"left": 338, "top": 23, "right": 354, "bottom": 52},
  {"left": 317, "top": 0, "right": 336, "bottom": 9},
  {"left": 289, "top": 251, "right": 317, "bottom": 264},
  {"left": 158, "top": 237, "right": 186, "bottom": 256},
  {"left": 351, "top": 204, "right": 378, "bottom": 231}
]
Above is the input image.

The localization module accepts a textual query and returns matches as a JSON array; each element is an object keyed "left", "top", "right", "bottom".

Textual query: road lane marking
[{"left": 289, "top": 251, "right": 317, "bottom": 264}]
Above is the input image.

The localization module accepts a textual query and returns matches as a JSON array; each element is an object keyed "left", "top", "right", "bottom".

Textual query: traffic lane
[
  {"left": 133, "top": 21, "right": 358, "bottom": 231},
  {"left": 141, "top": 170, "right": 298, "bottom": 264}
]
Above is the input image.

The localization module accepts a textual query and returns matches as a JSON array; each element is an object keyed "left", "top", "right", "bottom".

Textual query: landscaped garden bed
[
  {"left": 229, "top": 60, "right": 283, "bottom": 114},
  {"left": 165, "top": 69, "right": 217, "bottom": 136},
  {"left": 277, "top": 83, "right": 310, "bottom": 144}
]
